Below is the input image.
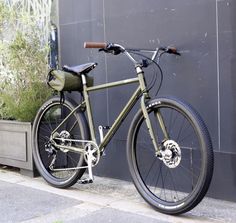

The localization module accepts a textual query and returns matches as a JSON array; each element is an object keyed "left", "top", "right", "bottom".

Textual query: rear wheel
[
  {"left": 127, "top": 97, "right": 213, "bottom": 214},
  {"left": 32, "top": 97, "right": 89, "bottom": 188}
]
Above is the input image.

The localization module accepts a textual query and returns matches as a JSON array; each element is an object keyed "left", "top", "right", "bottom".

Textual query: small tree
[{"left": 0, "top": 1, "right": 52, "bottom": 121}]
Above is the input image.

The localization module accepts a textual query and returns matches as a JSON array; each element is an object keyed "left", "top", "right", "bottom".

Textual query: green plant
[{"left": 0, "top": 2, "right": 51, "bottom": 122}]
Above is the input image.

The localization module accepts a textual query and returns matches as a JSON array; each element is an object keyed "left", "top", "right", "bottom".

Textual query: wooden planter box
[{"left": 0, "top": 120, "right": 36, "bottom": 176}]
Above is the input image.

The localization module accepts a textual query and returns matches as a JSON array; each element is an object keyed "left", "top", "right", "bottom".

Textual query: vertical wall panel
[
  {"left": 103, "top": 0, "right": 218, "bottom": 147},
  {"left": 218, "top": 0, "right": 236, "bottom": 153}
]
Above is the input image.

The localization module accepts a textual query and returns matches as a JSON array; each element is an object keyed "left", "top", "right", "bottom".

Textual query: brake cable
[{"left": 127, "top": 50, "right": 164, "bottom": 96}]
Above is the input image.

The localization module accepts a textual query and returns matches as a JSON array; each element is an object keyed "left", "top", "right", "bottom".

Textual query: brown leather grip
[
  {"left": 84, "top": 42, "right": 107, "bottom": 49},
  {"left": 168, "top": 47, "right": 177, "bottom": 54}
]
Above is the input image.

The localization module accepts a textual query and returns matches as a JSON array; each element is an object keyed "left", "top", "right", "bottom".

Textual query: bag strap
[
  {"left": 47, "top": 69, "right": 54, "bottom": 88},
  {"left": 60, "top": 91, "right": 65, "bottom": 104}
]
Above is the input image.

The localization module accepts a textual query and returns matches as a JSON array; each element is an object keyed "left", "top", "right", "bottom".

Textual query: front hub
[{"left": 161, "top": 140, "right": 181, "bottom": 168}]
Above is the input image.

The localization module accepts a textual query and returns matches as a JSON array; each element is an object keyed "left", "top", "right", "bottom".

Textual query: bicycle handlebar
[{"left": 84, "top": 42, "right": 181, "bottom": 65}]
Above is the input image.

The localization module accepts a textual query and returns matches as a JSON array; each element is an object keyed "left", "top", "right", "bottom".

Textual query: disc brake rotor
[{"left": 161, "top": 140, "right": 181, "bottom": 168}]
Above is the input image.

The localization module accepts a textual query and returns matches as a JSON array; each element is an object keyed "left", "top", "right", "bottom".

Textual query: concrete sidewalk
[{"left": 0, "top": 167, "right": 235, "bottom": 223}]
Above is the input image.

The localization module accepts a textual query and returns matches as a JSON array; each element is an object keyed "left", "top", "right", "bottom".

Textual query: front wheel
[
  {"left": 32, "top": 96, "right": 89, "bottom": 188},
  {"left": 127, "top": 97, "right": 214, "bottom": 215}
]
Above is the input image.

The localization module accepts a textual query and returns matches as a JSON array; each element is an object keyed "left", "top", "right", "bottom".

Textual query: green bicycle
[{"left": 32, "top": 42, "right": 214, "bottom": 215}]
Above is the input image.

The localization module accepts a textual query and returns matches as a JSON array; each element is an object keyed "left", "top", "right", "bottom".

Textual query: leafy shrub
[{"left": 0, "top": 2, "right": 51, "bottom": 122}]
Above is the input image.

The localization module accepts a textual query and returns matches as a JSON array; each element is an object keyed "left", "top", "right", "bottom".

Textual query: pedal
[{"left": 79, "top": 178, "right": 93, "bottom": 184}]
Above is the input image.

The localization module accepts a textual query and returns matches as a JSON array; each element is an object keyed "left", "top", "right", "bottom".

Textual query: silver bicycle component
[
  {"left": 98, "top": 125, "right": 110, "bottom": 155},
  {"left": 52, "top": 136, "right": 97, "bottom": 154},
  {"left": 161, "top": 140, "right": 181, "bottom": 168},
  {"left": 48, "top": 139, "right": 100, "bottom": 181},
  {"left": 45, "top": 141, "right": 56, "bottom": 155},
  {"left": 58, "top": 130, "right": 72, "bottom": 152},
  {"left": 49, "top": 154, "right": 57, "bottom": 170},
  {"left": 48, "top": 140, "right": 100, "bottom": 184},
  {"left": 98, "top": 125, "right": 104, "bottom": 143},
  {"left": 83, "top": 142, "right": 100, "bottom": 167},
  {"left": 83, "top": 142, "right": 100, "bottom": 182},
  {"left": 59, "top": 130, "right": 71, "bottom": 145}
]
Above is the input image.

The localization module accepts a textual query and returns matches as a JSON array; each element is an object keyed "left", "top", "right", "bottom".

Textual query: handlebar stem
[
  {"left": 113, "top": 44, "right": 138, "bottom": 64},
  {"left": 116, "top": 44, "right": 161, "bottom": 66}
]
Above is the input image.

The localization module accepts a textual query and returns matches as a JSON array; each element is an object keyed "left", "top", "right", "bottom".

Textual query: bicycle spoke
[
  {"left": 176, "top": 116, "right": 187, "bottom": 141},
  {"left": 178, "top": 131, "right": 196, "bottom": 144},
  {"left": 169, "top": 170, "right": 180, "bottom": 201},
  {"left": 144, "top": 157, "right": 157, "bottom": 182}
]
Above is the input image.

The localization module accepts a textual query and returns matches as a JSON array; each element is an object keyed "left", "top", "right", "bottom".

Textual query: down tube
[{"left": 99, "top": 87, "right": 141, "bottom": 150}]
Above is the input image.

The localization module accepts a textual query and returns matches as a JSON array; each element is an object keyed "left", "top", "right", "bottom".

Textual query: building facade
[{"left": 57, "top": 0, "right": 236, "bottom": 201}]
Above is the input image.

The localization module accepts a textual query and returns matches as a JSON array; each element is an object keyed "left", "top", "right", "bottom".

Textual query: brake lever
[
  {"left": 166, "top": 47, "right": 181, "bottom": 56},
  {"left": 98, "top": 48, "right": 120, "bottom": 55},
  {"left": 98, "top": 48, "right": 108, "bottom": 53},
  {"left": 98, "top": 44, "right": 123, "bottom": 55}
]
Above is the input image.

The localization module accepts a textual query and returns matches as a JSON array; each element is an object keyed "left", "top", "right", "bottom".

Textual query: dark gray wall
[{"left": 58, "top": 0, "right": 236, "bottom": 201}]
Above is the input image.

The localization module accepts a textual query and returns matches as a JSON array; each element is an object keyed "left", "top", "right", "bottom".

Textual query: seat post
[{"left": 81, "top": 73, "right": 87, "bottom": 86}]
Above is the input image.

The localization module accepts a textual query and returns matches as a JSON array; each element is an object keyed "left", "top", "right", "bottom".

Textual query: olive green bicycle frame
[{"left": 52, "top": 68, "right": 168, "bottom": 154}]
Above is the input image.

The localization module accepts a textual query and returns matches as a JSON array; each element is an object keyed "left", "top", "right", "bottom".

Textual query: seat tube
[{"left": 82, "top": 74, "right": 96, "bottom": 141}]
